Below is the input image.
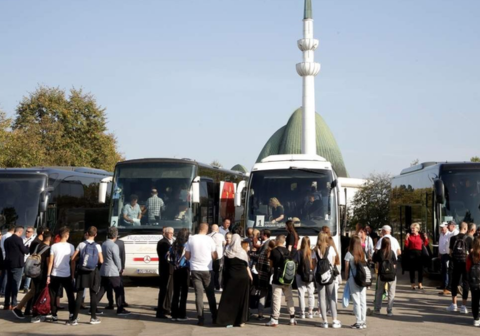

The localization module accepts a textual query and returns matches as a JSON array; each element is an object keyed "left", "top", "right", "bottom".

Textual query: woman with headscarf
[{"left": 217, "top": 234, "right": 253, "bottom": 327}]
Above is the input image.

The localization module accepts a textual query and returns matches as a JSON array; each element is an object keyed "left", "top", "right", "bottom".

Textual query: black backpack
[
  {"left": 379, "top": 252, "right": 396, "bottom": 282},
  {"left": 452, "top": 236, "right": 467, "bottom": 263},
  {"left": 315, "top": 248, "right": 334, "bottom": 285},
  {"left": 469, "top": 255, "right": 480, "bottom": 290},
  {"left": 352, "top": 261, "right": 372, "bottom": 287},
  {"left": 298, "top": 254, "right": 314, "bottom": 283}
]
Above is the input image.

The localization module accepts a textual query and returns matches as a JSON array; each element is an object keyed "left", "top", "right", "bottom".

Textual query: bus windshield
[
  {"left": 0, "top": 174, "right": 46, "bottom": 228},
  {"left": 246, "top": 169, "right": 337, "bottom": 236},
  {"left": 442, "top": 169, "right": 480, "bottom": 224},
  {"left": 110, "top": 162, "right": 196, "bottom": 231}
]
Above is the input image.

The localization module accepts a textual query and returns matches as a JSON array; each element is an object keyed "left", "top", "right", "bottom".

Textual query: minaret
[{"left": 296, "top": 0, "right": 320, "bottom": 155}]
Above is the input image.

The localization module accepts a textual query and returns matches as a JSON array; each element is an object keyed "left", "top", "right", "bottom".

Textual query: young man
[
  {"left": 218, "top": 219, "right": 231, "bottom": 236},
  {"left": 105, "top": 235, "right": 128, "bottom": 309},
  {"left": 96, "top": 227, "right": 130, "bottom": 316},
  {"left": 69, "top": 226, "right": 104, "bottom": 325},
  {"left": 47, "top": 226, "right": 76, "bottom": 322},
  {"left": 266, "top": 235, "right": 296, "bottom": 327},
  {"left": 29, "top": 232, "right": 52, "bottom": 323},
  {"left": 156, "top": 227, "right": 174, "bottom": 318},
  {"left": 22, "top": 226, "right": 35, "bottom": 294},
  {"left": 447, "top": 222, "right": 472, "bottom": 314},
  {"left": 0, "top": 224, "right": 15, "bottom": 296},
  {"left": 3, "top": 226, "right": 30, "bottom": 310},
  {"left": 185, "top": 223, "right": 218, "bottom": 326},
  {"left": 208, "top": 224, "right": 225, "bottom": 291}
]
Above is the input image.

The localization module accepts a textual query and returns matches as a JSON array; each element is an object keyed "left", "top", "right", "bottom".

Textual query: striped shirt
[{"left": 146, "top": 195, "right": 164, "bottom": 220}]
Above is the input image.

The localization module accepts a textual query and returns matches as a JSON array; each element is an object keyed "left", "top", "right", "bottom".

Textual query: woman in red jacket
[{"left": 405, "top": 222, "right": 429, "bottom": 290}]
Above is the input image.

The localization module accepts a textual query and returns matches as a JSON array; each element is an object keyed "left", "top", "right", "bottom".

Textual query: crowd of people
[{"left": 3, "top": 218, "right": 480, "bottom": 328}]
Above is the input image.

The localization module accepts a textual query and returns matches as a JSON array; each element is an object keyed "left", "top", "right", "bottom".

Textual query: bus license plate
[{"left": 137, "top": 269, "right": 157, "bottom": 274}]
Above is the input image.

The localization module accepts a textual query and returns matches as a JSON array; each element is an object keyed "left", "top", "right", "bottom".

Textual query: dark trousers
[
  {"left": 408, "top": 250, "right": 424, "bottom": 284},
  {"left": 451, "top": 261, "right": 469, "bottom": 300},
  {"left": 440, "top": 254, "right": 450, "bottom": 289},
  {"left": 31, "top": 276, "right": 47, "bottom": 317},
  {"left": 74, "top": 287, "right": 97, "bottom": 320},
  {"left": 213, "top": 258, "right": 223, "bottom": 290},
  {"left": 4, "top": 267, "right": 23, "bottom": 307},
  {"left": 97, "top": 276, "right": 124, "bottom": 313},
  {"left": 49, "top": 276, "right": 75, "bottom": 317},
  {"left": 171, "top": 268, "right": 189, "bottom": 319},
  {"left": 106, "top": 276, "right": 126, "bottom": 307},
  {"left": 472, "top": 289, "right": 480, "bottom": 320},
  {"left": 191, "top": 270, "right": 217, "bottom": 322},
  {"left": 156, "top": 271, "right": 171, "bottom": 316}
]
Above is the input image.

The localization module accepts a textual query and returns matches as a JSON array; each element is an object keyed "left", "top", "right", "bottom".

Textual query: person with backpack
[
  {"left": 294, "top": 236, "right": 314, "bottom": 320},
  {"left": 313, "top": 232, "right": 341, "bottom": 328},
  {"left": 467, "top": 236, "right": 480, "bottom": 326},
  {"left": 46, "top": 226, "right": 76, "bottom": 322},
  {"left": 217, "top": 233, "right": 252, "bottom": 327},
  {"left": 373, "top": 237, "right": 397, "bottom": 316},
  {"left": 167, "top": 228, "right": 190, "bottom": 321},
  {"left": 69, "top": 226, "right": 104, "bottom": 325},
  {"left": 404, "top": 223, "right": 429, "bottom": 290},
  {"left": 256, "top": 239, "right": 275, "bottom": 320},
  {"left": 447, "top": 221, "right": 472, "bottom": 314},
  {"left": 265, "top": 235, "right": 296, "bottom": 327},
  {"left": 344, "top": 236, "right": 370, "bottom": 329},
  {"left": 96, "top": 227, "right": 130, "bottom": 316}
]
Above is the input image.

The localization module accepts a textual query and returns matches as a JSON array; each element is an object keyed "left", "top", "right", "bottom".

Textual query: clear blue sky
[{"left": 1, "top": 0, "right": 479, "bottom": 178}]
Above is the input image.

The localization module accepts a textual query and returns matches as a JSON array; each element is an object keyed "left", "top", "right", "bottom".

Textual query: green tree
[
  {"left": 471, "top": 156, "right": 480, "bottom": 162},
  {"left": 210, "top": 160, "right": 223, "bottom": 168},
  {"left": 410, "top": 159, "right": 419, "bottom": 166},
  {"left": 350, "top": 172, "right": 391, "bottom": 231},
  {"left": 10, "top": 86, "right": 123, "bottom": 171},
  {"left": 0, "top": 110, "right": 12, "bottom": 166}
]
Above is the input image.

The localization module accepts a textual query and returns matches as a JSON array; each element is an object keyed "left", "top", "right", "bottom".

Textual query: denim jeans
[
  {"left": 4, "top": 267, "right": 24, "bottom": 307},
  {"left": 440, "top": 254, "right": 450, "bottom": 289},
  {"left": 349, "top": 277, "right": 367, "bottom": 324}
]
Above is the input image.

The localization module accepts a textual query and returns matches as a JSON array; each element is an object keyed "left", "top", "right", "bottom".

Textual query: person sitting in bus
[
  {"left": 175, "top": 202, "right": 190, "bottom": 222},
  {"left": 268, "top": 197, "right": 284, "bottom": 224},
  {"left": 144, "top": 189, "right": 165, "bottom": 224},
  {"left": 123, "top": 195, "right": 142, "bottom": 226},
  {"left": 303, "top": 194, "right": 323, "bottom": 219}
]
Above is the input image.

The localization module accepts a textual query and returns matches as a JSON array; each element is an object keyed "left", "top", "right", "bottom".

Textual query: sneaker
[
  {"left": 90, "top": 318, "right": 101, "bottom": 325},
  {"left": 52, "top": 315, "right": 58, "bottom": 322},
  {"left": 332, "top": 320, "right": 342, "bottom": 328},
  {"left": 318, "top": 322, "right": 328, "bottom": 328},
  {"left": 446, "top": 303, "right": 458, "bottom": 312},
  {"left": 45, "top": 314, "right": 53, "bottom": 319},
  {"left": 351, "top": 323, "right": 362, "bottom": 329},
  {"left": 12, "top": 308, "right": 25, "bottom": 319},
  {"left": 118, "top": 309, "right": 131, "bottom": 316},
  {"left": 265, "top": 318, "right": 278, "bottom": 327},
  {"left": 31, "top": 316, "right": 41, "bottom": 323},
  {"left": 66, "top": 319, "right": 78, "bottom": 326},
  {"left": 300, "top": 314, "right": 305, "bottom": 319},
  {"left": 257, "top": 315, "right": 266, "bottom": 320},
  {"left": 387, "top": 311, "right": 393, "bottom": 317},
  {"left": 308, "top": 312, "right": 314, "bottom": 319},
  {"left": 474, "top": 319, "right": 480, "bottom": 327},
  {"left": 289, "top": 318, "right": 297, "bottom": 326},
  {"left": 361, "top": 323, "right": 367, "bottom": 329},
  {"left": 460, "top": 305, "right": 469, "bottom": 314}
]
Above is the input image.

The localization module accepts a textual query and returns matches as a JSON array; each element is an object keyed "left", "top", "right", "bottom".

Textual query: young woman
[
  {"left": 328, "top": 236, "right": 342, "bottom": 303},
  {"left": 358, "top": 228, "right": 374, "bottom": 262},
  {"left": 467, "top": 237, "right": 480, "bottom": 326},
  {"left": 295, "top": 236, "right": 315, "bottom": 319},
  {"left": 404, "top": 222, "right": 428, "bottom": 289},
  {"left": 217, "top": 234, "right": 252, "bottom": 327},
  {"left": 373, "top": 237, "right": 397, "bottom": 316},
  {"left": 285, "top": 220, "right": 299, "bottom": 254},
  {"left": 170, "top": 228, "right": 190, "bottom": 321},
  {"left": 344, "top": 236, "right": 367, "bottom": 329},
  {"left": 256, "top": 240, "right": 275, "bottom": 320},
  {"left": 313, "top": 232, "right": 341, "bottom": 328},
  {"left": 268, "top": 197, "right": 284, "bottom": 223}
]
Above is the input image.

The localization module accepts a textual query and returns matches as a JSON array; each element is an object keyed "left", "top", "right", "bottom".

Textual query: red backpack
[{"left": 33, "top": 285, "right": 51, "bottom": 316}]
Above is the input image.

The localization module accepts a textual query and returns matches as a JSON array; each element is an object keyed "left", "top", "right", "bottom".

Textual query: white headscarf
[{"left": 224, "top": 233, "right": 249, "bottom": 264}]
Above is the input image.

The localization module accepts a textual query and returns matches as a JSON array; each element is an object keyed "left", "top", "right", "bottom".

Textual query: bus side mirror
[
  {"left": 434, "top": 179, "right": 445, "bottom": 204},
  {"left": 235, "top": 181, "right": 246, "bottom": 207},
  {"left": 39, "top": 194, "right": 49, "bottom": 212},
  {"left": 192, "top": 176, "right": 200, "bottom": 204},
  {"left": 98, "top": 176, "right": 113, "bottom": 204}
]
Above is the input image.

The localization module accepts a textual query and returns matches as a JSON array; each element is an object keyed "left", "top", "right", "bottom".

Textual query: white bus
[{"left": 99, "top": 158, "right": 247, "bottom": 277}]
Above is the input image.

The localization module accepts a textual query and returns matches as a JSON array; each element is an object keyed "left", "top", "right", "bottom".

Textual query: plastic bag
[{"left": 342, "top": 281, "right": 350, "bottom": 308}]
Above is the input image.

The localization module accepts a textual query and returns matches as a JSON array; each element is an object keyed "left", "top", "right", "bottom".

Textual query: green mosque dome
[
  {"left": 231, "top": 164, "right": 248, "bottom": 173},
  {"left": 256, "top": 108, "right": 348, "bottom": 177}
]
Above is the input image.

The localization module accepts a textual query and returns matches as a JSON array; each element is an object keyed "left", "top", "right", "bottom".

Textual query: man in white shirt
[
  {"left": 185, "top": 223, "right": 218, "bottom": 326},
  {"left": 208, "top": 224, "right": 225, "bottom": 291},
  {"left": 375, "top": 225, "right": 401, "bottom": 257},
  {"left": 0, "top": 224, "right": 15, "bottom": 295},
  {"left": 22, "top": 226, "right": 35, "bottom": 293},
  {"left": 46, "top": 227, "right": 76, "bottom": 322},
  {"left": 438, "top": 222, "right": 453, "bottom": 295},
  {"left": 218, "top": 219, "right": 231, "bottom": 236}
]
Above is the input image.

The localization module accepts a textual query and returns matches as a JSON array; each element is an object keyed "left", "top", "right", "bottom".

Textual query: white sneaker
[
  {"left": 300, "top": 314, "right": 305, "bottom": 319},
  {"left": 332, "top": 320, "right": 342, "bottom": 329},
  {"left": 318, "top": 322, "right": 328, "bottom": 328},
  {"left": 460, "top": 305, "right": 469, "bottom": 314},
  {"left": 265, "top": 318, "right": 278, "bottom": 327},
  {"left": 289, "top": 318, "right": 297, "bottom": 326},
  {"left": 474, "top": 319, "right": 480, "bottom": 327},
  {"left": 308, "top": 312, "right": 314, "bottom": 319},
  {"left": 446, "top": 303, "right": 458, "bottom": 312}
]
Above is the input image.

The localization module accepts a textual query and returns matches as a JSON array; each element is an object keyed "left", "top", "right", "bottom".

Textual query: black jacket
[
  {"left": 4, "top": 234, "right": 30, "bottom": 269},
  {"left": 156, "top": 237, "right": 171, "bottom": 273}
]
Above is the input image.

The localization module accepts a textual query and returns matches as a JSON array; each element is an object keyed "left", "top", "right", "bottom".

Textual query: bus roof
[
  {"left": 398, "top": 162, "right": 480, "bottom": 176},
  {"left": 0, "top": 167, "right": 112, "bottom": 178}
]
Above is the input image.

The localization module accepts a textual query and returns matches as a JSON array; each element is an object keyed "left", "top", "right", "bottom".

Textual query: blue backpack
[
  {"left": 167, "top": 246, "right": 189, "bottom": 270},
  {"left": 79, "top": 241, "right": 99, "bottom": 271}
]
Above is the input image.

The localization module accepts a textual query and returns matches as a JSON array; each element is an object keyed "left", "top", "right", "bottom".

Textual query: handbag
[{"left": 342, "top": 281, "right": 350, "bottom": 308}]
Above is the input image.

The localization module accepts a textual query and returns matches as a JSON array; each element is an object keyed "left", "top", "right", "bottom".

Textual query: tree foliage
[
  {"left": 350, "top": 172, "right": 391, "bottom": 230},
  {"left": 1, "top": 86, "right": 123, "bottom": 171},
  {"left": 210, "top": 160, "right": 223, "bottom": 168},
  {"left": 471, "top": 156, "right": 480, "bottom": 163}
]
